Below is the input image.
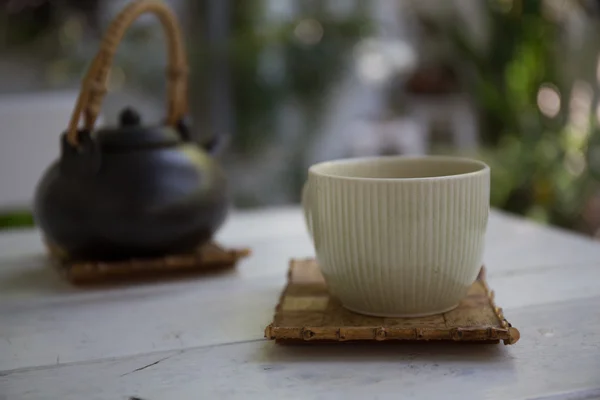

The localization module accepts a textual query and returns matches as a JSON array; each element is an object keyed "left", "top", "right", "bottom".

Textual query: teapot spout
[
  {"left": 201, "top": 133, "right": 228, "bottom": 155},
  {"left": 176, "top": 116, "right": 193, "bottom": 142},
  {"left": 176, "top": 117, "right": 226, "bottom": 154}
]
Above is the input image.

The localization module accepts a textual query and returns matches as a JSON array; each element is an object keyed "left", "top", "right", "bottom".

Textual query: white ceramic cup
[{"left": 302, "top": 155, "right": 490, "bottom": 317}]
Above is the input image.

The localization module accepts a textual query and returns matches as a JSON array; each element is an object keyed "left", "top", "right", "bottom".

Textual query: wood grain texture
[
  {"left": 2, "top": 207, "right": 600, "bottom": 400},
  {"left": 266, "top": 259, "right": 519, "bottom": 345},
  {"left": 2, "top": 296, "right": 598, "bottom": 400}
]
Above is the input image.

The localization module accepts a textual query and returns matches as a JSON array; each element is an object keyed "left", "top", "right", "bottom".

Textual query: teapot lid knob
[{"left": 119, "top": 107, "right": 141, "bottom": 127}]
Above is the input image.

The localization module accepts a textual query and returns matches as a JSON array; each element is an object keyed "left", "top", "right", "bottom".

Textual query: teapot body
[
  {"left": 34, "top": 137, "right": 229, "bottom": 261},
  {"left": 32, "top": 0, "right": 230, "bottom": 261}
]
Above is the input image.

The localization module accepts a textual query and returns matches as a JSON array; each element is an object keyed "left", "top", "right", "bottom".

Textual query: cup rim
[{"left": 308, "top": 155, "right": 490, "bottom": 182}]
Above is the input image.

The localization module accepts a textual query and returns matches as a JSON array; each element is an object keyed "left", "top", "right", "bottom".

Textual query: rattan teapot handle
[{"left": 66, "top": 0, "right": 188, "bottom": 147}]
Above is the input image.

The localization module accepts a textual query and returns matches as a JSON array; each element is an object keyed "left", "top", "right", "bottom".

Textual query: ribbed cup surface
[{"left": 304, "top": 156, "right": 490, "bottom": 317}]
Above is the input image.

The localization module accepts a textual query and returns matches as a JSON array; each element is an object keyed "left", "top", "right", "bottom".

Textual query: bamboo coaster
[
  {"left": 48, "top": 242, "right": 251, "bottom": 284},
  {"left": 265, "top": 259, "right": 520, "bottom": 345}
]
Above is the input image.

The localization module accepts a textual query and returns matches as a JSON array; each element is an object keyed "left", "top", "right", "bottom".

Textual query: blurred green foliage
[
  {"left": 3, "top": 0, "right": 600, "bottom": 235},
  {"left": 191, "top": 0, "right": 369, "bottom": 204},
  {"left": 443, "top": 0, "right": 600, "bottom": 233},
  {"left": 0, "top": 210, "right": 35, "bottom": 229},
  {"left": 0, "top": 0, "right": 370, "bottom": 229}
]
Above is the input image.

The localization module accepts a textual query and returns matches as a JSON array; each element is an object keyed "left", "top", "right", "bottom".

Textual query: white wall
[{"left": 0, "top": 91, "right": 79, "bottom": 209}]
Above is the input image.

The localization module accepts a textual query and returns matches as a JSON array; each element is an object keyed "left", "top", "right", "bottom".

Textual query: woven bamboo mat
[
  {"left": 265, "top": 259, "right": 520, "bottom": 345},
  {"left": 48, "top": 241, "right": 250, "bottom": 284}
]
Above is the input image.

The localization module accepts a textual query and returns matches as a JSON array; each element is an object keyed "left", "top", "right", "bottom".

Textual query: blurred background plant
[
  {"left": 418, "top": 0, "right": 600, "bottom": 234},
  {"left": 2, "top": 0, "right": 600, "bottom": 237},
  {"left": 188, "top": 0, "right": 370, "bottom": 206}
]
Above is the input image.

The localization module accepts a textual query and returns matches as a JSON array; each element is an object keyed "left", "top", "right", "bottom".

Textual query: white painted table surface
[{"left": 1, "top": 207, "right": 600, "bottom": 400}]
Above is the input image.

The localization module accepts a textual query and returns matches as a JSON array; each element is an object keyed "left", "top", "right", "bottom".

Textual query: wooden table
[{"left": 1, "top": 207, "right": 599, "bottom": 399}]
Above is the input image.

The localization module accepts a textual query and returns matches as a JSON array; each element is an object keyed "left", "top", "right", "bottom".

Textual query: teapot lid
[{"left": 94, "top": 107, "right": 182, "bottom": 150}]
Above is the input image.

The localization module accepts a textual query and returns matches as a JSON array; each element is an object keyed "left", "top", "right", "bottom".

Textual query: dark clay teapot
[{"left": 34, "top": 0, "right": 228, "bottom": 261}]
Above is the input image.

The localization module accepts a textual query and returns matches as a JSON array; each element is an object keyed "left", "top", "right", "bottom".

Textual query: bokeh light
[
  {"left": 294, "top": 19, "right": 324, "bottom": 46},
  {"left": 537, "top": 84, "right": 561, "bottom": 118},
  {"left": 569, "top": 80, "right": 593, "bottom": 130},
  {"left": 354, "top": 39, "right": 416, "bottom": 84},
  {"left": 564, "top": 149, "right": 586, "bottom": 177}
]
